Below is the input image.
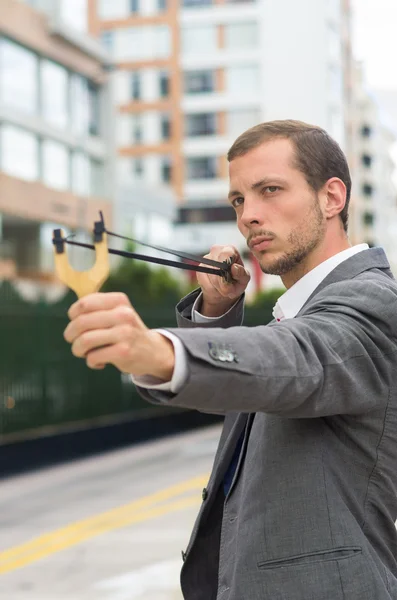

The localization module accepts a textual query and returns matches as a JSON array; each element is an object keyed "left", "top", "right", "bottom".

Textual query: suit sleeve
[{"left": 137, "top": 278, "right": 397, "bottom": 418}]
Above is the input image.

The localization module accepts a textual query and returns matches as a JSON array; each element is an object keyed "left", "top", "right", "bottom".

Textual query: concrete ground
[{"left": 0, "top": 424, "right": 222, "bottom": 600}]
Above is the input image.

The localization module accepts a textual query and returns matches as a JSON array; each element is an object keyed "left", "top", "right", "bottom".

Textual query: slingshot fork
[{"left": 52, "top": 216, "right": 110, "bottom": 298}]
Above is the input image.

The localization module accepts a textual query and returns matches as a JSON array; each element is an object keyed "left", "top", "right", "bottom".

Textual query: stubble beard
[{"left": 258, "top": 195, "right": 326, "bottom": 277}]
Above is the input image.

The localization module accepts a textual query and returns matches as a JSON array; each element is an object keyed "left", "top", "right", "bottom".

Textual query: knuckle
[
  {"left": 116, "top": 304, "right": 135, "bottom": 323},
  {"left": 117, "top": 342, "right": 130, "bottom": 358},
  {"left": 116, "top": 292, "right": 130, "bottom": 305},
  {"left": 120, "top": 324, "right": 133, "bottom": 339}
]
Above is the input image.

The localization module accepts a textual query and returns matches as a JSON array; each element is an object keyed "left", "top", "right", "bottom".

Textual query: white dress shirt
[{"left": 131, "top": 244, "right": 369, "bottom": 394}]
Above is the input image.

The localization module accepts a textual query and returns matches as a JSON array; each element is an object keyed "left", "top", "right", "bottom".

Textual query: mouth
[{"left": 249, "top": 237, "right": 274, "bottom": 251}]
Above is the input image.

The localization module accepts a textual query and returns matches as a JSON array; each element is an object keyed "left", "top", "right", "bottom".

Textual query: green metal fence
[
  {"left": 0, "top": 279, "right": 278, "bottom": 443},
  {"left": 0, "top": 280, "right": 179, "bottom": 442}
]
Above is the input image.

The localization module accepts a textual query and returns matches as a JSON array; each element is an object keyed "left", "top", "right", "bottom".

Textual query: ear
[{"left": 323, "top": 178, "right": 346, "bottom": 220}]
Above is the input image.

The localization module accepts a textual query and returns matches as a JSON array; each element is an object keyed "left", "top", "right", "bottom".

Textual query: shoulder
[{"left": 299, "top": 270, "right": 397, "bottom": 342}]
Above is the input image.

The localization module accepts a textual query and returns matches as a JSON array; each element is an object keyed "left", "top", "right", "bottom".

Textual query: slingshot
[{"left": 52, "top": 212, "right": 234, "bottom": 297}]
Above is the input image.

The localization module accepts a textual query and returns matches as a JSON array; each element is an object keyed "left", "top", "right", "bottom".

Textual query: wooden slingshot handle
[{"left": 52, "top": 228, "right": 110, "bottom": 298}]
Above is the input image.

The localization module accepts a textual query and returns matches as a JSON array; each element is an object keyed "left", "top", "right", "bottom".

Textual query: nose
[{"left": 239, "top": 196, "right": 264, "bottom": 228}]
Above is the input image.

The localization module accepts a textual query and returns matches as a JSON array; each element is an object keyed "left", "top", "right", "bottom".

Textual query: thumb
[{"left": 232, "top": 264, "right": 249, "bottom": 280}]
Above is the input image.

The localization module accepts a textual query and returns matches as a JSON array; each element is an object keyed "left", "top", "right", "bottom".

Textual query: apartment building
[
  {"left": 349, "top": 63, "right": 397, "bottom": 272},
  {"left": 91, "top": 0, "right": 351, "bottom": 290},
  {"left": 0, "top": 0, "right": 114, "bottom": 281}
]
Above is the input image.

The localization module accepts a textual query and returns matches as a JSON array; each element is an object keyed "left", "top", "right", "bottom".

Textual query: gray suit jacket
[{"left": 136, "top": 247, "right": 397, "bottom": 600}]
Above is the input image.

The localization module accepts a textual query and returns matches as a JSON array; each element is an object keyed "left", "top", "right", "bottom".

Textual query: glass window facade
[
  {"left": 41, "top": 60, "right": 69, "bottom": 129},
  {"left": 71, "top": 74, "right": 90, "bottom": 136},
  {"left": 0, "top": 37, "right": 104, "bottom": 195},
  {"left": 0, "top": 125, "right": 39, "bottom": 181},
  {"left": 0, "top": 39, "right": 38, "bottom": 114},
  {"left": 72, "top": 152, "right": 90, "bottom": 196},
  {"left": 90, "top": 159, "right": 105, "bottom": 197},
  {"left": 42, "top": 140, "right": 70, "bottom": 191}
]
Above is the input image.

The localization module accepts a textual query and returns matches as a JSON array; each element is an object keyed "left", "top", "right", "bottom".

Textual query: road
[{"left": 0, "top": 424, "right": 222, "bottom": 600}]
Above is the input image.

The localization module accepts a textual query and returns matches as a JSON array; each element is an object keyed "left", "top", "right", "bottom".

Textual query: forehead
[{"left": 229, "top": 138, "right": 298, "bottom": 181}]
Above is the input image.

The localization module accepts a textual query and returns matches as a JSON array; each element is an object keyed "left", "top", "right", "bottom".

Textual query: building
[
  {"left": 349, "top": 63, "right": 397, "bottom": 272},
  {"left": 90, "top": 0, "right": 351, "bottom": 292},
  {"left": 0, "top": 0, "right": 115, "bottom": 282}
]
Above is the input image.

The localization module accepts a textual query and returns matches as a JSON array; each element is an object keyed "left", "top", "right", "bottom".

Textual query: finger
[
  {"left": 230, "top": 263, "right": 250, "bottom": 281},
  {"left": 68, "top": 292, "right": 131, "bottom": 321},
  {"left": 71, "top": 325, "right": 132, "bottom": 358},
  {"left": 85, "top": 342, "right": 131, "bottom": 370},
  {"left": 64, "top": 305, "right": 136, "bottom": 343}
]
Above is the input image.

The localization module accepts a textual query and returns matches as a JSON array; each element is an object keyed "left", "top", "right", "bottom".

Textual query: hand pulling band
[{"left": 52, "top": 212, "right": 235, "bottom": 298}]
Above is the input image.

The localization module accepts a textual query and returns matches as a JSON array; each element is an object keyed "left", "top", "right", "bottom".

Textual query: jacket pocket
[{"left": 258, "top": 546, "right": 362, "bottom": 570}]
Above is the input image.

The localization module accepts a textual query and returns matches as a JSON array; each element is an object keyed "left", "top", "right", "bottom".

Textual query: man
[{"left": 64, "top": 121, "right": 397, "bottom": 599}]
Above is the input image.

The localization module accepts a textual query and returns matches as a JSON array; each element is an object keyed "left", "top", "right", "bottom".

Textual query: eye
[
  {"left": 231, "top": 197, "right": 244, "bottom": 208},
  {"left": 263, "top": 186, "right": 280, "bottom": 194}
]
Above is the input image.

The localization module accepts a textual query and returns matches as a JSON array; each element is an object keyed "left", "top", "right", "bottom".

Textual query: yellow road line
[
  {"left": 0, "top": 497, "right": 200, "bottom": 575},
  {"left": 0, "top": 474, "right": 208, "bottom": 576}
]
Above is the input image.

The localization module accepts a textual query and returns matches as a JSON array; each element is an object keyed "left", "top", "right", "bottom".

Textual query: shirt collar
[{"left": 272, "top": 244, "right": 369, "bottom": 322}]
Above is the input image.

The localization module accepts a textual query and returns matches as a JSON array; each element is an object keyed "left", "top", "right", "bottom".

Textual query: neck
[{"left": 281, "top": 235, "right": 351, "bottom": 289}]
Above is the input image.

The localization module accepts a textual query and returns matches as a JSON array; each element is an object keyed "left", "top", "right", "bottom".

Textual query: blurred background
[
  {"left": 0, "top": 0, "right": 396, "bottom": 458},
  {"left": 0, "top": 2, "right": 396, "bottom": 598}
]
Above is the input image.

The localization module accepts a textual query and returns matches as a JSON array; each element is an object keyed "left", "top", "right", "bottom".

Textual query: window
[
  {"left": 361, "top": 125, "right": 372, "bottom": 137},
  {"left": 225, "top": 23, "right": 258, "bottom": 49},
  {"left": 184, "top": 70, "right": 215, "bottom": 94},
  {"left": 177, "top": 205, "right": 235, "bottom": 223},
  {"left": 185, "top": 113, "right": 216, "bottom": 136},
  {"left": 161, "top": 113, "right": 171, "bottom": 139},
  {"left": 186, "top": 157, "right": 217, "bottom": 179},
  {"left": 159, "top": 71, "right": 170, "bottom": 97},
  {"left": 42, "top": 140, "right": 69, "bottom": 191},
  {"left": 132, "top": 157, "right": 144, "bottom": 178},
  {"left": 363, "top": 212, "right": 374, "bottom": 226},
  {"left": 101, "top": 31, "right": 114, "bottom": 52},
  {"left": 226, "top": 66, "right": 259, "bottom": 95},
  {"left": 41, "top": 60, "right": 69, "bottom": 129},
  {"left": 88, "top": 82, "right": 100, "bottom": 136},
  {"left": 0, "top": 125, "right": 39, "bottom": 181},
  {"left": 227, "top": 109, "right": 260, "bottom": 137},
  {"left": 183, "top": 0, "right": 213, "bottom": 6},
  {"left": 114, "top": 25, "right": 171, "bottom": 60},
  {"left": 90, "top": 159, "right": 104, "bottom": 196},
  {"left": 70, "top": 74, "right": 89, "bottom": 136},
  {"left": 130, "top": 72, "right": 141, "bottom": 100},
  {"left": 182, "top": 25, "right": 217, "bottom": 54},
  {"left": 72, "top": 152, "right": 90, "bottom": 196},
  {"left": 161, "top": 156, "right": 172, "bottom": 182},
  {"left": 362, "top": 184, "right": 373, "bottom": 197},
  {"left": 131, "top": 115, "right": 143, "bottom": 143},
  {"left": 0, "top": 39, "right": 38, "bottom": 114},
  {"left": 361, "top": 154, "right": 372, "bottom": 168}
]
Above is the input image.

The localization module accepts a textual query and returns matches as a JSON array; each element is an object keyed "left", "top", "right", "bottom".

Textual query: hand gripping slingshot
[{"left": 52, "top": 212, "right": 235, "bottom": 298}]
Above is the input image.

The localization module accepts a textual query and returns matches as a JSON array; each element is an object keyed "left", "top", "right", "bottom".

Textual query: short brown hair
[{"left": 227, "top": 120, "right": 351, "bottom": 233}]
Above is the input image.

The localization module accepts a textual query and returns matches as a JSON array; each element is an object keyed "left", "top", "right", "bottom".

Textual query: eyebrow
[{"left": 228, "top": 177, "right": 288, "bottom": 201}]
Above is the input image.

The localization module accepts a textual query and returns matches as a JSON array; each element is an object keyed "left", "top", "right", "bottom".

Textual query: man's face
[{"left": 228, "top": 138, "right": 327, "bottom": 280}]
